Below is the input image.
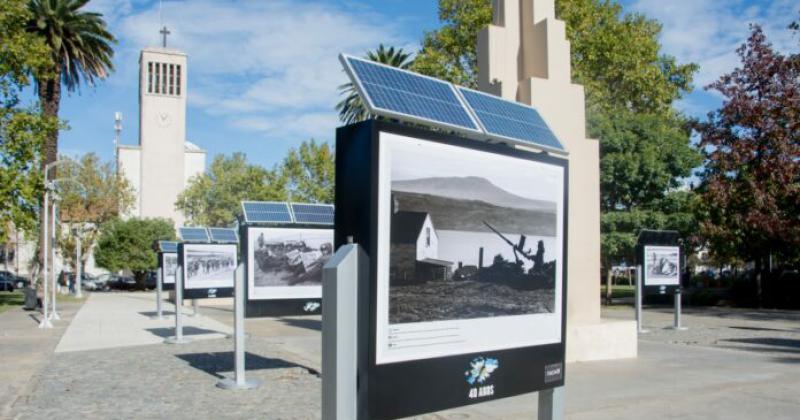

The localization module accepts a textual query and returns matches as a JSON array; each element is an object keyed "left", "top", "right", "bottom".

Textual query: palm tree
[
  {"left": 27, "top": 0, "right": 116, "bottom": 172},
  {"left": 26, "top": 0, "right": 115, "bottom": 285},
  {"left": 336, "top": 44, "right": 414, "bottom": 125}
]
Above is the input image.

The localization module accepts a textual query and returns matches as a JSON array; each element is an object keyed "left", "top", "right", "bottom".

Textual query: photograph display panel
[
  {"left": 643, "top": 245, "right": 680, "bottom": 286},
  {"left": 247, "top": 227, "right": 333, "bottom": 300},
  {"left": 376, "top": 131, "right": 565, "bottom": 365},
  {"left": 182, "top": 243, "right": 237, "bottom": 290},
  {"left": 162, "top": 253, "right": 177, "bottom": 285}
]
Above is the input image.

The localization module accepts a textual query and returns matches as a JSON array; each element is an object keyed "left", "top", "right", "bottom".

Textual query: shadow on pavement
[
  {"left": 175, "top": 351, "right": 317, "bottom": 379},
  {"left": 721, "top": 337, "right": 800, "bottom": 351},
  {"left": 138, "top": 311, "right": 176, "bottom": 318},
  {"left": 728, "top": 325, "right": 796, "bottom": 333},
  {"left": 146, "top": 326, "right": 226, "bottom": 338},
  {"left": 279, "top": 318, "right": 321, "bottom": 331}
]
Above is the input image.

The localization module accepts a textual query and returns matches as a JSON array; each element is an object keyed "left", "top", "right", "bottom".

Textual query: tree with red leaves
[{"left": 696, "top": 24, "right": 800, "bottom": 306}]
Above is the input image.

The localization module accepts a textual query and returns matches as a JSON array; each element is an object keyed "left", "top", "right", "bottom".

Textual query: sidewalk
[{"left": 0, "top": 295, "right": 83, "bottom": 419}]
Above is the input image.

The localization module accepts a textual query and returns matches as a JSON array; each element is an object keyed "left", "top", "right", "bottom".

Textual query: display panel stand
[
  {"left": 217, "top": 263, "right": 261, "bottom": 390},
  {"left": 321, "top": 243, "right": 363, "bottom": 420},
  {"left": 538, "top": 386, "right": 565, "bottom": 420},
  {"left": 635, "top": 265, "right": 648, "bottom": 334},
  {"left": 667, "top": 288, "right": 688, "bottom": 331},
  {"left": 152, "top": 270, "right": 164, "bottom": 320},
  {"left": 190, "top": 299, "right": 200, "bottom": 317},
  {"left": 165, "top": 267, "right": 191, "bottom": 344}
]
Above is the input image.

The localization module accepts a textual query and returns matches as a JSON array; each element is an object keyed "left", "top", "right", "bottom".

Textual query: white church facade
[{"left": 117, "top": 46, "right": 206, "bottom": 226}]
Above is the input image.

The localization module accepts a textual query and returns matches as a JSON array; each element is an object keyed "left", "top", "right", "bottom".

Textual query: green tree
[
  {"left": 94, "top": 218, "right": 175, "bottom": 289},
  {"left": 176, "top": 153, "right": 287, "bottom": 226},
  {"left": 282, "top": 140, "right": 335, "bottom": 203},
  {"left": 55, "top": 153, "right": 134, "bottom": 272},
  {"left": 411, "top": 0, "right": 492, "bottom": 88},
  {"left": 0, "top": 0, "right": 55, "bottom": 243},
  {"left": 336, "top": 44, "right": 414, "bottom": 124}
]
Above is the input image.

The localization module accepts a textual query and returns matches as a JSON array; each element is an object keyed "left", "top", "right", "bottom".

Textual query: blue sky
[{"left": 31, "top": 0, "right": 799, "bottom": 169}]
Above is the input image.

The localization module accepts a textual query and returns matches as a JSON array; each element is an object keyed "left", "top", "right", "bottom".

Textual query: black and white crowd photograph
[{"left": 183, "top": 244, "right": 237, "bottom": 289}]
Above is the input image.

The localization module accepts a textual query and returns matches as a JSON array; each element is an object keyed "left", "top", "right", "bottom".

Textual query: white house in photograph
[{"left": 390, "top": 210, "right": 453, "bottom": 284}]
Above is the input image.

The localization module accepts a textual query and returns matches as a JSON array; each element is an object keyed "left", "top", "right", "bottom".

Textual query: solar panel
[
  {"left": 457, "top": 87, "right": 566, "bottom": 152},
  {"left": 158, "top": 241, "right": 178, "bottom": 253},
  {"left": 340, "top": 54, "right": 481, "bottom": 133},
  {"left": 178, "top": 227, "right": 209, "bottom": 243},
  {"left": 208, "top": 227, "right": 239, "bottom": 243},
  {"left": 241, "top": 201, "right": 293, "bottom": 224},
  {"left": 291, "top": 203, "right": 334, "bottom": 225}
]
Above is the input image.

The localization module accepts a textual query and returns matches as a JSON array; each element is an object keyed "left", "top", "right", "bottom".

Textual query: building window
[
  {"left": 176, "top": 65, "right": 181, "bottom": 96},
  {"left": 154, "top": 62, "right": 160, "bottom": 93},
  {"left": 147, "top": 62, "right": 153, "bottom": 93},
  {"left": 426, "top": 227, "right": 431, "bottom": 247},
  {"left": 168, "top": 64, "right": 174, "bottom": 95},
  {"left": 161, "top": 63, "right": 167, "bottom": 96}
]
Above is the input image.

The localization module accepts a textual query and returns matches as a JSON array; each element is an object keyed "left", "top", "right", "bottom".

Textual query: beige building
[
  {"left": 478, "top": 0, "right": 637, "bottom": 361},
  {"left": 117, "top": 45, "right": 206, "bottom": 227}
]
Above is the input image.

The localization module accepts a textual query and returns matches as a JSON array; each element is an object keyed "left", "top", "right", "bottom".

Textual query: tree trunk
[
  {"left": 605, "top": 268, "right": 613, "bottom": 305},
  {"left": 37, "top": 70, "right": 61, "bottom": 291}
]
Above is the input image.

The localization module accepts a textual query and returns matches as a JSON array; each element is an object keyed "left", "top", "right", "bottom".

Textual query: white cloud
[
  {"left": 629, "top": 0, "right": 798, "bottom": 89},
  {"left": 111, "top": 0, "right": 408, "bottom": 142}
]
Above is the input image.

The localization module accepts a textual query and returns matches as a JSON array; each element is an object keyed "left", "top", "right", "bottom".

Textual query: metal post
[
  {"left": 538, "top": 386, "right": 565, "bottom": 420},
  {"left": 49, "top": 201, "right": 61, "bottom": 321},
  {"left": 635, "top": 265, "right": 648, "bottom": 334},
  {"left": 38, "top": 190, "right": 53, "bottom": 329},
  {"left": 75, "top": 234, "right": 82, "bottom": 298},
  {"left": 153, "top": 268, "right": 163, "bottom": 320},
  {"left": 164, "top": 265, "right": 190, "bottom": 344},
  {"left": 669, "top": 288, "right": 688, "bottom": 331},
  {"left": 322, "top": 244, "right": 363, "bottom": 420},
  {"left": 217, "top": 263, "right": 260, "bottom": 390},
  {"left": 190, "top": 299, "right": 200, "bottom": 317}
]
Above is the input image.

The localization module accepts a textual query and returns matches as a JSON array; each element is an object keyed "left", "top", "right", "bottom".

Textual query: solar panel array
[
  {"left": 344, "top": 57, "right": 481, "bottom": 133},
  {"left": 158, "top": 241, "right": 178, "bottom": 253},
  {"left": 178, "top": 227, "right": 210, "bottom": 243},
  {"left": 241, "top": 201, "right": 334, "bottom": 226},
  {"left": 208, "top": 228, "right": 238, "bottom": 243},
  {"left": 241, "top": 201, "right": 293, "bottom": 224},
  {"left": 291, "top": 203, "right": 335, "bottom": 225},
  {"left": 340, "top": 54, "right": 566, "bottom": 154}
]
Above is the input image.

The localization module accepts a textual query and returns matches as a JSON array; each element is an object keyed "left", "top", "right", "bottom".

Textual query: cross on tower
[{"left": 159, "top": 26, "right": 171, "bottom": 48}]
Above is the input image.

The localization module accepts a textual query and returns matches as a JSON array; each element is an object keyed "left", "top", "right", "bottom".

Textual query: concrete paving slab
[{"left": 55, "top": 292, "right": 233, "bottom": 353}]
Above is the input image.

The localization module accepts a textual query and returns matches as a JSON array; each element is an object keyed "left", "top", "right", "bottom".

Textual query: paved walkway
[
  {"left": 55, "top": 293, "right": 232, "bottom": 353},
  {"left": 0, "top": 294, "right": 84, "bottom": 419},
  {"left": 4, "top": 294, "right": 800, "bottom": 419}
]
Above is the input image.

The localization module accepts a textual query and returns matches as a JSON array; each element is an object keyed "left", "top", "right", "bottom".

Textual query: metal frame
[{"left": 335, "top": 120, "right": 569, "bottom": 419}]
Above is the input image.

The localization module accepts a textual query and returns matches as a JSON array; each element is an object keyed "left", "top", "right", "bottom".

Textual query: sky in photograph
[{"left": 27, "top": 0, "right": 799, "bottom": 169}]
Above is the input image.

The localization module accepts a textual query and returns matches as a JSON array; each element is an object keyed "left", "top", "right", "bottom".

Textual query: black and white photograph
[
  {"left": 375, "top": 132, "right": 565, "bottom": 364},
  {"left": 162, "top": 253, "right": 177, "bottom": 284},
  {"left": 644, "top": 245, "right": 681, "bottom": 286},
  {"left": 182, "top": 244, "right": 237, "bottom": 290},
  {"left": 247, "top": 227, "right": 333, "bottom": 300}
]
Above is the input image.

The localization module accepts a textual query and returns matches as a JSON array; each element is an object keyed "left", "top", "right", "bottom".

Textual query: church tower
[{"left": 117, "top": 28, "right": 206, "bottom": 227}]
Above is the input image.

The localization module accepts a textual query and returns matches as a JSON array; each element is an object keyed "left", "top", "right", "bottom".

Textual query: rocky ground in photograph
[{"left": 390, "top": 280, "right": 554, "bottom": 324}]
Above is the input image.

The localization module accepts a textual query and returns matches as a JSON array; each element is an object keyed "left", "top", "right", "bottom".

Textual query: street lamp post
[
  {"left": 38, "top": 186, "right": 53, "bottom": 329},
  {"left": 75, "top": 232, "right": 82, "bottom": 298},
  {"left": 49, "top": 198, "right": 61, "bottom": 321}
]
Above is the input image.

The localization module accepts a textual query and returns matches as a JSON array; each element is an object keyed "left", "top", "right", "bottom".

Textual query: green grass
[
  {"left": 0, "top": 291, "right": 24, "bottom": 314},
  {"left": 602, "top": 284, "right": 635, "bottom": 299}
]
